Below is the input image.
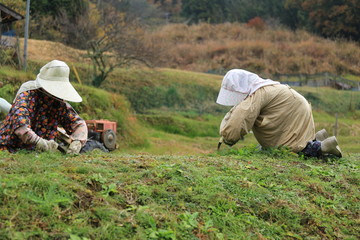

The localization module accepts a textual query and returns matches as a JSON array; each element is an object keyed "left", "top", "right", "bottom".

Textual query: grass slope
[
  {"left": 0, "top": 35, "right": 359, "bottom": 240},
  {"left": 0, "top": 149, "right": 359, "bottom": 239},
  {"left": 1, "top": 64, "right": 359, "bottom": 153}
]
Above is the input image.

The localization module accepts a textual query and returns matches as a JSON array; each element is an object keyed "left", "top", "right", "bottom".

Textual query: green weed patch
[{"left": 0, "top": 150, "right": 359, "bottom": 239}]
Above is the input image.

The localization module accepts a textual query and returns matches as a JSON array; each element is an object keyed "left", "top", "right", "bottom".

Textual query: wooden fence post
[
  {"left": 333, "top": 113, "right": 338, "bottom": 137},
  {"left": 72, "top": 64, "right": 82, "bottom": 84}
]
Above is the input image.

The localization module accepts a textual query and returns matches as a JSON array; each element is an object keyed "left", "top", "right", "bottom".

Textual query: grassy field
[
  {"left": 1, "top": 64, "right": 359, "bottom": 154},
  {"left": 1, "top": 36, "right": 360, "bottom": 239},
  {"left": 0, "top": 149, "right": 359, "bottom": 239}
]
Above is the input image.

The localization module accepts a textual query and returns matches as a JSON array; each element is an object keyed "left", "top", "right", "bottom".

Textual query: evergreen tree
[
  {"left": 181, "top": 0, "right": 227, "bottom": 23},
  {"left": 26, "top": 0, "right": 88, "bottom": 21}
]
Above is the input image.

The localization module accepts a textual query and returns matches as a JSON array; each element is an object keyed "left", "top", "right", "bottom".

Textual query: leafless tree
[
  {"left": 55, "top": 9, "right": 98, "bottom": 49},
  {"left": 85, "top": 7, "right": 155, "bottom": 87}
]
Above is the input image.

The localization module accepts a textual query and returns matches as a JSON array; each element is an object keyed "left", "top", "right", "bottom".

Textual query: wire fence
[
  {"left": 207, "top": 70, "right": 360, "bottom": 91},
  {"left": 273, "top": 72, "right": 360, "bottom": 91}
]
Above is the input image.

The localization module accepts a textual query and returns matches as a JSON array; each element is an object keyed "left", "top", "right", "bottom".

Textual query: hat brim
[
  {"left": 216, "top": 87, "right": 247, "bottom": 106},
  {"left": 36, "top": 77, "right": 82, "bottom": 102}
]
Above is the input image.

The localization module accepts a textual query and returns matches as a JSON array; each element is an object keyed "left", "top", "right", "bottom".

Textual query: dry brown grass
[
  {"left": 22, "top": 23, "right": 360, "bottom": 76},
  {"left": 145, "top": 23, "right": 360, "bottom": 75},
  {"left": 20, "top": 39, "right": 89, "bottom": 64}
]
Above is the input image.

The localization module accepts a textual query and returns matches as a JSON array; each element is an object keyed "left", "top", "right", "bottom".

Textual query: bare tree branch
[{"left": 84, "top": 6, "right": 155, "bottom": 87}]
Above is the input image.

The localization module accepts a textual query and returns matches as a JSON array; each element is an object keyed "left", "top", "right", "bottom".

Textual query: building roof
[{"left": 0, "top": 3, "right": 24, "bottom": 24}]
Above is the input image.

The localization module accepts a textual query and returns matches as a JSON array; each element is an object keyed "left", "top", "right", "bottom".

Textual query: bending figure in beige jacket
[{"left": 217, "top": 69, "right": 342, "bottom": 158}]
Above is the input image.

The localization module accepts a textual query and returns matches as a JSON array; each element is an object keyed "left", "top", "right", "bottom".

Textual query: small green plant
[
  {"left": 260, "top": 146, "right": 297, "bottom": 158},
  {"left": 101, "top": 183, "right": 118, "bottom": 197},
  {"left": 87, "top": 174, "right": 118, "bottom": 197},
  {"left": 179, "top": 212, "right": 199, "bottom": 230}
]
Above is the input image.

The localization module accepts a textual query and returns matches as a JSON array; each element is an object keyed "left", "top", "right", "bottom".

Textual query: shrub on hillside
[{"left": 246, "top": 17, "right": 266, "bottom": 31}]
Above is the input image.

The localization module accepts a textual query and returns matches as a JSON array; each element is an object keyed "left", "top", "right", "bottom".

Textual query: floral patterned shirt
[{"left": 0, "top": 89, "right": 84, "bottom": 152}]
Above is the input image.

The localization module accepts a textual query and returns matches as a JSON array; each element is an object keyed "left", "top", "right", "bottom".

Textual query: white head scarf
[
  {"left": 216, "top": 69, "right": 280, "bottom": 106},
  {"left": 14, "top": 80, "right": 41, "bottom": 102}
]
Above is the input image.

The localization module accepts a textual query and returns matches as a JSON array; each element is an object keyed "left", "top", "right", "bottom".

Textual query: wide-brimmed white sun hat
[
  {"left": 35, "top": 60, "right": 82, "bottom": 102},
  {"left": 216, "top": 69, "right": 280, "bottom": 106}
]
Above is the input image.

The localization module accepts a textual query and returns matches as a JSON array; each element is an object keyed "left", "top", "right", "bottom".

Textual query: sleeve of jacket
[
  {"left": 220, "top": 91, "right": 263, "bottom": 145},
  {"left": 59, "top": 102, "right": 88, "bottom": 147}
]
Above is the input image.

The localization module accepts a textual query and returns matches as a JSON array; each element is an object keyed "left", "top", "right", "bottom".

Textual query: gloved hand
[
  {"left": 66, "top": 140, "right": 82, "bottom": 154},
  {"left": 218, "top": 136, "right": 238, "bottom": 150},
  {"left": 218, "top": 137, "right": 224, "bottom": 150},
  {"left": 36, "top": 138, "right": 59, "bottom": 152},
  {"left": 223, "top": 138, "right": 236, "bottom": 147}
]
